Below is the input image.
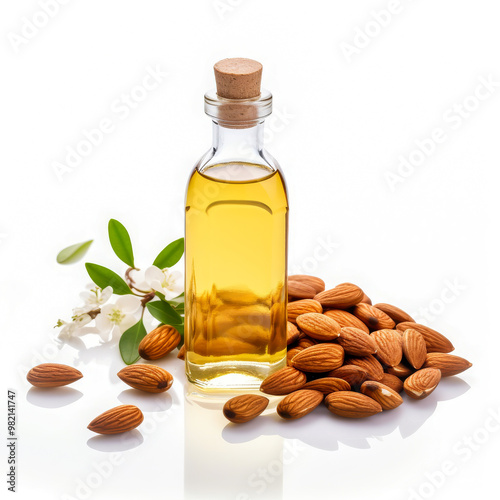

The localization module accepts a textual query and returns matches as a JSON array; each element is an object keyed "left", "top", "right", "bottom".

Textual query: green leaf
[
  {"left": 146, "top": 300, "right": 182, "bottom": 325},
  {"left": 153, "top": 237, "right": 184, "bottom": 269},
  {"left": 168, "top": 292, "right": 185, "bottom": 308},
  {"left": 119, "top": 320, "right": 147, "bottom": 365},
  {"left": 85, "top": 263, "right": 132, "bottom": 295},
  {"left": 108, "top": 219, "right": 135, "bottom": 268},
  {"left": 56, "top": 240, "right": 93, "bottom": 264}
]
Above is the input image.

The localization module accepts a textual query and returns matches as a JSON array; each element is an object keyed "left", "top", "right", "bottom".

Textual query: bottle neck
[{"left": 211, "top": 121, "right": 264, "bottom": 161}]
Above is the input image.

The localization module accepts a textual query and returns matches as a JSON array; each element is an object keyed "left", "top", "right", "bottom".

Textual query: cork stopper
[{"left": 214, "top": 58, "right": 263, "bottom": 99}]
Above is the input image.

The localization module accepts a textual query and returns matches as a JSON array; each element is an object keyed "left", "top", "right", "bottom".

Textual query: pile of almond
[{"left": 223, "top": 276, "right": 472, "bottom": 423}]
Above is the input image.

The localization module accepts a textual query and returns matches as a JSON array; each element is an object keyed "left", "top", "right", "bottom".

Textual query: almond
[
  {"left": 360, "top": 293, "right": 372, "bottom": 305},
  {"left": 296, "top": 313, "right": 340, "bottom": 341},
  {"left": 360, "top": 381, "right": 403, "bottom": 410},
  {"left": 288, "top": 275, "right": 325, "bottom": 293},
  {"left": 314, "top": 283, "right": 364, "bottom": 309},
  {"left": 260, "top": 366, "right": 307, "bottom": 395},
  {"left": 303, "top": 377, "right": 351, "bottom": 394},
  {"left": 325, "top": 391, "right": 382, "bottom": 418},
  {"left": 297, "top": 337, "right": 318, "bottom": 349},
  {"left": 396, "top": 322, "right": 454, "bottom": 353},
  {"left": 290, "top": 344, "right": 344, "bottom": 373},
  {"left": 379, "top": 373, "right": 404, "bottom": 393},
  {"left": 287, "top": 299, "right": 323, "bottom": 324},
  {"left": 88, "top": 405, "right": 143, "bottom": 435},
  {"left": 373, "top": 303, "right": 415, "bottom": 324},
  {"left": 177, "top": 344, "right": 186, "bottom": 360},
  {"left": 277, "top": 389, "right": 324, "bottom": 420},
  {"left": 327, "top": 365, "right": 369, "bottom": 389},
  {"left": 287, "top": 347, "right": 303, "bottom": 366},
  {"left": 138, "top": 325, "right": 181, "bottom": 360},
  {"left": 288, "top": 280, "right": 316, "bottom": 300},
  {"left": 371, "top": 329, "right": 403, "bottom": 367},
  {"left": 423, "top": 353, "right": 472, "bottom": 377},
  {"left": 338, "top": 327, "right": 377, "bottom": 356},
  {"left": 117, "top": 364, "right": 173, "bottom": 393},
  {"left": 223, "top": 395, "right": 269, "bottom": 423},
  {"left": 404, "top": 368, "right": 441, "bottom": 400},
  {"left": 287, "top": 322, "right": 300, "bottom": 345},
  {"left": 324, "top": 309, "right": 370, "bottom": 333},
  {"left": 26, "top": 363, "right": 83, "bottom": 388},
  {"left": 345, "top": 355, "right": 384, "bottom": 381},
  {"left": 353, "top": 303, "right": 396, "bottom": 331},
  {"left": 386, "top": 362, "right": 414, "bottom": 379},
  {"left": 402, "top": 328, "right": 427, "bottom": 369}
]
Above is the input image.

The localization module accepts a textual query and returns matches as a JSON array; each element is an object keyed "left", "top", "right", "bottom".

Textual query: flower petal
[
  {"left": 115, "top": 295, "right": 141, "bottom": 314},
  {"left": 145, "top": 266, "right": 164, "bottom": 286}
]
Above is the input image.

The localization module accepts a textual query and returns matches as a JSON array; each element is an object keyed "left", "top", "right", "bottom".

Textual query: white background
[{"left": 1, "top": 1, "right": 499, "bottom": 499}]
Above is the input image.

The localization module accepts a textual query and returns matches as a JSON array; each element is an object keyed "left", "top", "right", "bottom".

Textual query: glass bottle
[{"left": 184, "top": 58, "right": 288, "bottom": 390}]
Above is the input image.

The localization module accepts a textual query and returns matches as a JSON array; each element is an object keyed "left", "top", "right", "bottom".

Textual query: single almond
[
  {"left": 373, "top": 303, "right": 415, "bottom": 324},
  {"left": 296, "top": 313, "right": 340, "bottom": 341},
  {"left": 338, "top": 327, "right": 377, "bottom": 356},
  {"left": 288, "top": 280, "right": 316, "bottom": 300},
  {"left": 344, "top": 355, "right": 384, "bottom": 381},
  {"left": 287, "top": 347, "right": 303, "bottom": 366},
  {"left": 88, "top": 405, "right": 143, "bottom": 435},
  {"left": 423, "top": 353, "right": 472, "bottom": 377},
  {"left": 353, "top": 303, "right": 396, "bottom": 331},
  {"left": 396, "top": 322, "right": 454, "bottom": 353},
  {"left": 287, "top": 322, "right": 300, "bottom": 345},
  {"left": 290, "top": 344, "right": 344, "bottom": 373},
  {"left": 177, "top": 344, "right": 186, "bottom": 360},
  {"left": 371, "top": 329, "right": 403, "bottom": 367},
  {"left": 386, "top": 362, "right": 414, "bottom": 379},
  {"left": 277, "top": 390, "right": 324, "bottom": 420},
  {"left": 138, "top": 325, "right": 181, "bottom": 360},
  {"left": 314, "top": 283, "right": 365, "bottom": 309},
  {"left": 260, "top": 366, "right": 307, "bottom": 395},
  {"left": 297, "top": 337, "right": 318, "bottom": 349},
  {"left": 26, "top": 363, "right": 83, "bottom": 388},
  {"left": 360, "top": 380, "right": 403, "bottom": 410},
  {"left": 117, "top": 364, "right": 173, "bottom": 393},
  {"left": 404, "top": 368, "right": 441, "bottom": 400},
  {"left": 379, "top": 373, "right": 404, "bottom": 393},
  {"left": 402, "top": 328, "right": 427, "bottom": 369},
  {"left": 327, "top": 365, "right": 369, "bottom": 389},
  {"left": 303, "top": 377, "right": 351, "bottom": 394},
  {"left": 324, "top": 309, "right": 370, "bottom": 334},
  {"left": 287, "top": 299, "right": 323, "bottom": 324},
  {"left": 288, "top": 275, "right": 325, "bottom": 293},
  {"left": 325, "top": 391, "right": 382, "bottom": 418},
  {"left": 360, "top": 293, "right": 372, "bottom": 305},
  {"left": 223, "top": 394, "right": 269, "bottom": 424}
]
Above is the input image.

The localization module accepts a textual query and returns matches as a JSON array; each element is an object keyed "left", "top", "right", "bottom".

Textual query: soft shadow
[
  {"left": 87, "top": 429, "right": 144, "bottom": 452},
  {"left": 27, "top": 387, "right": 83, "bottom": 408},
  {"left": 117, "top": 389, "right": 173, "bottom": 412}
]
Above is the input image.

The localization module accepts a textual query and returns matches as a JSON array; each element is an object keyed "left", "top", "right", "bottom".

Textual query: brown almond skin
[
  {"left": 117, "top": 365, "right": 173, "bottom": 393},
  {"left": 296, "top": 313, "right": 340, "bottom": 341},
  {"left": 27, "top": 363, "right": 83, "bottom": 388},
  {"left": 88, "top": 405, "right": 143, "bottom": 435},
  {"left": 297, "top": 337, "right": 318, "bottom": 349},
  {"left": 277, "top": 390, "right": 324, "bottom": 420},
  {"left": 379, "top": 373, "right": 404, "bottom": 393},
  {"left": 325, "top": 391, "right": 382, "bottom": 418},
  {"left": 288, "top": 275, "right": 325, "bottom": 293},
  {"left": 291, "top": 344, "right": 344, "bottom": 373},
  {"left": 324, "top": 310, "right": 370, "bottom": 334},
  {"left": 288, "top": 280, "right": 316, "bottom": 300},
  {"left": 138, "top": 325, "right": 181, "bottom": 360},
  {"left": 260, "top": 366, "right": 307, "bottom": 395},
  {"left": 360, "top": 293, "right": 372, "bottom": 305},
  {"left": 177, "top": 344, "right": 186, "bottom": 360},
  {"left": 345, "top": 355, "right": 384, "bottom": 381},
  {"left": 328, "top": 365, "right": 369, "bottom": 390},
  {"left": 287, "top": 322, "right": 300, "bottom": 345},
  {"left": 374, "top": 303, "right": 415, "bottom": 324},
  {"left": 423, "top": 353, "right": 472, "bottom": 377},
  {"left": 371, "top": 329, "right": 403, "bottom": 367},
  {"left": 396, "top": 322, "right": 454, "bottom": 353},
  {"left": 404, "top": 368, "right": 441, "bottom": 400},
  {"left": 353, "top": 303, "right": 396, "bottom": 331},
  {"left": 287, "top": 299, "right": 323, "bottom": 324},
  {"left": 361, "top": 381, "right": 403, "bottom": 410},
  {"left": 314, "top": 283, "right": 364, "bottom": 309},
  {"left": 386, "top": 362, "right": 414, "bottom": 380},
  {"left": 223, "top": 395, "right": 269, "bottom": 424},
  {"left": 287, "top": 347, "right": 303, "bottom": 366},
  {"left": 402, "top": 328, "right": 427, "bottom": 369},
  {"left": 303, "top": 377, "right": 350, "bottom": 394},
  {"left": 338, "top": 327, "right": 377, "bottom": 356}
]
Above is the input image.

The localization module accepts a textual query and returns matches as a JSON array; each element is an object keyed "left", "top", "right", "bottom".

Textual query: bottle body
[{"left": 185, "top": 158, "right": 288, "bottom": 390}]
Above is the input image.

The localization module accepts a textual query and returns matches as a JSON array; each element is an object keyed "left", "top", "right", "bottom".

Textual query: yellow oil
[{"left": 185, "top": 162, "right": 288, "bottom": 390}]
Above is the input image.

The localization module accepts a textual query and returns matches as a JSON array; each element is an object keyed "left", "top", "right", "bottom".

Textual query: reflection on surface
[
  {"left": 27, "top": 386, "right": 83, "bottom": 408},
  {"left": 184, "top": 383, "right": 284, "bottom": 500},
  {"left": 117, "top": 389, "right": 173, "bottom": 412},
  {"left": 87, "top": 429, "right": 144, "bottom": 452},
  {"left": 222, "top": 378, "right": 471, "bottom": 451}
]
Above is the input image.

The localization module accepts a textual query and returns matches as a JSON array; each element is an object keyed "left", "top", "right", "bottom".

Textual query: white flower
[
  {"left": 95, "top": 295, "right": 142, "bottom": 341},
  {"left": 56, "top": 313, "right": 92, "bottom": 341},
  {"left": 145, "top": 266, "right": 183, "bottom": 300},
  {"left": 74, "top": 285, "right": 113, "bottom": 315}
]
